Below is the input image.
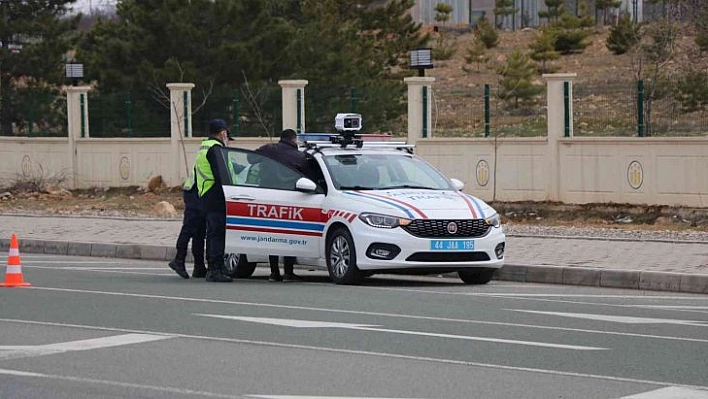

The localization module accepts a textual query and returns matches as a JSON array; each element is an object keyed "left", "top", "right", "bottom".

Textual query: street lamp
[
  {"left": 410, "top": 48, "right": 433, "bottom": 77},
  {"left": 65, "top": 62, "right": 84, "bottom": 86}
]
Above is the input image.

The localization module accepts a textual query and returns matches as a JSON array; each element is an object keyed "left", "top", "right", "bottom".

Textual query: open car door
[{"left": 215, "top": 146, "right": 325, "bottom": 259}]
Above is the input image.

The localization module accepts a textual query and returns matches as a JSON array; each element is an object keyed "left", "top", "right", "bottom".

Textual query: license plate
[{"left": 430, "top": 240, "right": 475, "bottom": 251}]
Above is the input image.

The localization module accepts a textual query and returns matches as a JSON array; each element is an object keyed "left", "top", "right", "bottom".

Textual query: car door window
[{"left": 220, "top": 148, "right": 311, "bottom": 191}]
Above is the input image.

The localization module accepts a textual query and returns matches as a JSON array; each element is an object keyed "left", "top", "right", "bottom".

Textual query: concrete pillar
[
  {"left": 404, "top": 76, "right": 435, "bottom": 145},
  {"left": 542, "top": 73, "right": 576, "bottom": 201},
  {"left": 167, "top": 83, "right": 195, "bottom": 186},
  {"left": 66, "top": 85, "right": 91, "bottom": 189},
  {"left": 278, "top": 80, "right": 308, "bottom": 133}
]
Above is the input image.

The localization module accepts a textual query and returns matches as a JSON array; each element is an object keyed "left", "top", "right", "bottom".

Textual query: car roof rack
[{"left": 299, "top": 133, "right": 415, "bottom": 153}]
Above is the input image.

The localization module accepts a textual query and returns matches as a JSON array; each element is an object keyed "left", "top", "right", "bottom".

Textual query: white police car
[{"left": 217, "top": 133, "right": 505, "bottom": 285}]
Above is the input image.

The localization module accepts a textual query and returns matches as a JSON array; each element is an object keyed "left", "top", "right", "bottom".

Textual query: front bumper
[{"left": 352, "top": 222, "right": 505, "bottom": 271}]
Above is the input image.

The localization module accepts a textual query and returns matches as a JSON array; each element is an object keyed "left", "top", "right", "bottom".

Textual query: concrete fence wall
[{"left": 0, "top": 76, "right": 706, "bottom": 208}]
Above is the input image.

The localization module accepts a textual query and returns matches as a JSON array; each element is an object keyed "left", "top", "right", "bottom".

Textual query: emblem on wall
[
  {"left": 21, "top": 155, "right": 31, "bottom": 178},
  {"left": 475, "top": 160, "right": 490, "bottom": 187},
  {"left": 627, "top": 160, "right": 643, "bottom": 190},
  {"left": 119, "top": 156, "right": 131, "bottom": 181}
]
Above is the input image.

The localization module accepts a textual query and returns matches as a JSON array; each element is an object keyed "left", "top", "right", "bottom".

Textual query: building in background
[{"left": 409, "top": 0, "right": 653, "bottom": 29}]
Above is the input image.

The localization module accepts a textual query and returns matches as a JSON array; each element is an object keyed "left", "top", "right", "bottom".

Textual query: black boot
[
  {"left": 282, "top": 257, "right": 302, "bottom": 282},
  {"left": 268, "top": 255, "right": 282, "bottom": 282},
  {"left": 206, "top": 263, "right": 233, "bottom": 283},
  {"left": 168, "top": 258, "right": 189, "bottom": 279},
  {"left": 192, "top": 262, "right": 207, "bottom": 278}
]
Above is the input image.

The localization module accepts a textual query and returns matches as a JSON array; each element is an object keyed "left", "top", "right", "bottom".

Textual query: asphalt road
[{"left": 1, "top": 254, "right": 707, "bottom": 399}]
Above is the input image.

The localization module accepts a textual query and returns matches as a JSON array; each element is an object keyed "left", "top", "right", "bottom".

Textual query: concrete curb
[
  {"left": 2, "top": 238, "right": 707, "bottom": 294},
  {"left": 497, "top": 264, "right": 708, "bottom": 294}
]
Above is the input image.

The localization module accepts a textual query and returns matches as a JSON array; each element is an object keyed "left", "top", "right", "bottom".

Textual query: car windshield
[{"left": 323, "top": 153, "right": 453, "bottom": 191}]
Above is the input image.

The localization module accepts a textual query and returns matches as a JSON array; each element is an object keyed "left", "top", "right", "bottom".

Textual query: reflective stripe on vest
[
  {"left": 183, "top": 167, "right": 196, "bottom": 190},
  {"left": 194, "top": 139, "right": 223, "bottom": 197}
]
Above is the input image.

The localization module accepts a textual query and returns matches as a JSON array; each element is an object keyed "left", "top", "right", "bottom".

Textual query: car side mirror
[
  {"left": 295, "top": 177, "right": 318, "bottom": 193},
  {"left": 450, "top": 178, "right": 464, "bottom": 191}
]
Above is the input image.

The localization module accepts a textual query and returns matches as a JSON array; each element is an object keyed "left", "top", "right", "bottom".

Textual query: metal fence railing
[
  {"left": 0, "top": 89, "right": 67, "bottom": 137},
  {"left": 575, "top": 78, "right": 708, "bottom": 137},
  {"left": 5, "top": 78, "right": 708, "bottom": 139},
  {"left": 88, "top": 91, "right": 171, "bottom": 137},
  {"left": 431, "top": 84, "right": 547, "bottom": 137}
]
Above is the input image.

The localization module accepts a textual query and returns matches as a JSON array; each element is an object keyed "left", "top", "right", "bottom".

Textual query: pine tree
[
  {"left": 462, "top": 37, "right": 488, "bottom": 73},
  {"left": 494, "top": 0, "right": 517, "bottom": 29},
  {"left": 538, "top": 0, "right": 564, "bottom": 25},
  {"left": 432, "top": 2, "right": 457, "bottom": 60},
  {"left": 476, "top": 15, "right": 499, "bottom": 49},
  {"left": 0, "top": 0, "right": 80, "bottom": 135},
  {"left": 529, "top": 29, "right": 560, "bottom": 73},
  {"left": 496, "top": 49, "right": 543, "bottom": 108},
  {"left": 606, "top": 14, "right": 640, "bottom": 55}
]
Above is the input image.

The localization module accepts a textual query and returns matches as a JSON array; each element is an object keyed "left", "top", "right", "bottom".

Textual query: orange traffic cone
[{"left": 1, "top": 234, "right": 30, "bottom": 287}]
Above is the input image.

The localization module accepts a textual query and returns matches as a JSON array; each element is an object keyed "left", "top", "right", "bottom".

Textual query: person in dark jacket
[{"left": 256, "top": 129, "right": 311, "bottom": 282}]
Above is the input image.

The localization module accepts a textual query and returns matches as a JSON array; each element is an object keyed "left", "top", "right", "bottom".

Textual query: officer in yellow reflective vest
[{"left": 194, "top": 119, "right": 234, "bottom": 282}]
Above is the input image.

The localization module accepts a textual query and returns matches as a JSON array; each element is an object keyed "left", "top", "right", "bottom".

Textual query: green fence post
[
  {"left": 183, "top": 91, "right": 189, "bottom": 137},
  {"left": 563, "top": 81, "right": 570, "bottom": 137},
  {"left": 637, "top": 80, "right": 645, "bottom": 137},
  {"left": 484, "top": 84, "right": 490, "bottom": 137},
  {"left": 232, "top": 90, "right": 240, "bottom": 137},
  {"left": 296, "top": 88, "right": 302, "bottom": 133},
  {"left": 125, "top": 92, "right": 133, "bottom": 137},
  {"left": 422, "top": 86, "right": 428, "bottom": 138},
  {"left": 80, "top": 93, "right": 86, "bottom": 138}
]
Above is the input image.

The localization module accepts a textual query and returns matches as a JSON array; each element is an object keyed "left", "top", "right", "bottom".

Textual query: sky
[{"left": 70, "top": 0, "right": 116, "bottom": 14}]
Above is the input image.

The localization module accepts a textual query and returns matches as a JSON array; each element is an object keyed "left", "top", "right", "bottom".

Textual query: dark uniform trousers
[
  {"left": 204, "top": 195, "right": 227, "bottom": 269},
  {"left": 175, "top": 189, "right": 207, "bottom": 265}
]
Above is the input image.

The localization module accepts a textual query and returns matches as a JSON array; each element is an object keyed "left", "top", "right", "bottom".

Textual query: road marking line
[
  {"left": 197, "top": 314, "right": 608, "bottom": 351},
  {"left": 2, "top": 318, "right": 708, "bottom": 392},
  {"left": 21, "top": 287, "right": 708, "bottom": 344},
  {"left": 247, "top": 396, "right": 420, "bottom": 399},
  {"left": 359, "top": 287, "right": 708, "bottom": 316},
  {"left": 619, "top": 386, "right": 708, "bottom": 398},
  {"left": 0, "top": 333, "right": 171, "bottom": 360},
  {"left": 509, "top": 310, "right": 708, "bottom": 326},
  {"left": 0, "top": 368, "right": 241, "bottom": 398},
  {"left": 21, "top": 261, "right": 128, "bottom": 264},
  {"left": 361, "top": 286, "right": 708, "bottom": 300}
]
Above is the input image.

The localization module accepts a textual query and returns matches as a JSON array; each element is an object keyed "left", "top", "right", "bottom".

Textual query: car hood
[{"left": 340, "top": 189, "right": 494, "bottom": 220}]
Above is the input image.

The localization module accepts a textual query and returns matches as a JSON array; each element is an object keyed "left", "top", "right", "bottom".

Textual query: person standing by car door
[
  {"left": 256, "top": 128, "right": 312, "bottom": 282},
  {"left": 195, "top": 119, "right": 234, "bottom": 283},
  {"left": 168, "top": 166, "right": 207, "bottom": 279}
]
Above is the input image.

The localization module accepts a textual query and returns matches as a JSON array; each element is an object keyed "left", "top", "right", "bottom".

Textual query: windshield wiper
[{"left": 385, "top": 184, "right": 438, "bottom": 190}]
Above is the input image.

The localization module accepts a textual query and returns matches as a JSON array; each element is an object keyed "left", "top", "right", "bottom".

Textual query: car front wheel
[
  {"left": 458, "top": 268, "right": 496, "bottom": 285},
  {"left": 326, "top": 227, "right": 362, "bottom": 285}
]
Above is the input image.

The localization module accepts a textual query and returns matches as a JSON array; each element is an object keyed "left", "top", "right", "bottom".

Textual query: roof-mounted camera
[
  {"left": 335, "top": 113, "right": 362, "bottom": 133},
  {"left": 333, "top": 113, "right": 363, "bottom": 148}
]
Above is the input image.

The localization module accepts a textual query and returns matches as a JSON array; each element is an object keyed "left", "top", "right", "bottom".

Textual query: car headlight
[
  {"left": 484, "top": 213, "right": 501, "bottom": 228},
  {"left": 359, "top": 213, "right": 412, "bottom": 229}
]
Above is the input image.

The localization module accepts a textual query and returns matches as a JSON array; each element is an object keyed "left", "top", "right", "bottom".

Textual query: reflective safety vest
[
  {"left": 183, "top": 167, "right": 196, "bottom": 191},
  {"left": 194, "top": 139, "right": 223, "bottom": 197}
]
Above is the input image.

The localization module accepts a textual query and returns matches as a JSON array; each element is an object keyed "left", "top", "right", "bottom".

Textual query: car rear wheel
[
  {"left": 326, "top": 227, "right": 362, "bottom": 285},
  {"left": 458, "top": 268, "right": 496, "bottom": 284},
  {"left": 224, "top": 253, "right": 257, "bottom": 278}
]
